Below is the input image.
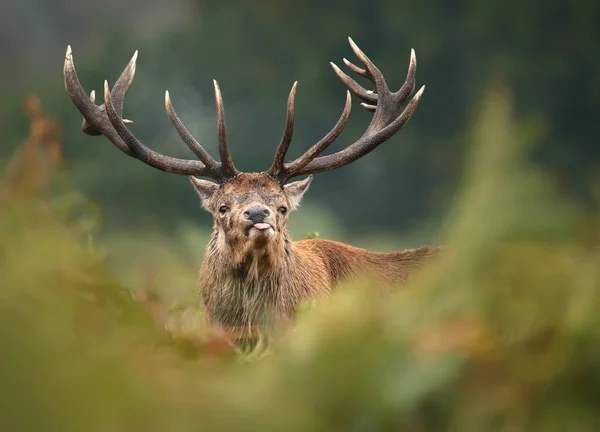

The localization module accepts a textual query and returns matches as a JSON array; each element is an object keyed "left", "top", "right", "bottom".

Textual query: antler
[
  {"left": 269, "top": 37, "right": 424, "bottom": 183},
  {"left": 63, "top": 46, "right": 238, "bottom": 182}
]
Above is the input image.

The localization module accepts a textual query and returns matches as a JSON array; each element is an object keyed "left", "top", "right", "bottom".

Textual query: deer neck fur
[{"left": 200, "top": 224, "right": 304, "bottom": 331}]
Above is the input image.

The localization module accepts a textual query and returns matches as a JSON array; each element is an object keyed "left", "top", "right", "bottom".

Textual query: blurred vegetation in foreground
[{"left": 1, "top": 83, "right": 599, "bottom": 431}]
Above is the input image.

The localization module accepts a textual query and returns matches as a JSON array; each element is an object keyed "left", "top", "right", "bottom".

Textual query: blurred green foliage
[{"left": 0, "top": 76, "right": 599, "bottom": 430}]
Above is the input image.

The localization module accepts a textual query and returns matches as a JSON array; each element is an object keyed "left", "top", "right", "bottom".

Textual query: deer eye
[
  {"left": 278, "top": 206, "right": 287, "bottom": 215},
  {"left": 218, "top": 205, "right": 229, "bottom": 214}
]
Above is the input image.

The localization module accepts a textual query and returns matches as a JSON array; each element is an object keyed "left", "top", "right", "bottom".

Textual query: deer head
[{"left": 63, "top": 38, "right": 424, "bottom": 264}]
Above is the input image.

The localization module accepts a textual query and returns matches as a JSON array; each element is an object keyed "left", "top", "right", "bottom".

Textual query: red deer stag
[{"left": 63, "top": 38, "right": 441, "bottom": 342}]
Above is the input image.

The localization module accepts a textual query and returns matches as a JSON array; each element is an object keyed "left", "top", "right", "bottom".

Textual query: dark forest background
[{"left": 2, "top": 0, "right": 597, "bottom": 246}]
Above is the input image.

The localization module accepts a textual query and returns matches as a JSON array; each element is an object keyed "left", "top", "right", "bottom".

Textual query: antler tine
[
  {"left": 90, "top": 89, "right": 130, "bottom": 121},
  {"left": 165, "top": 90, "right": 219, "bottom": 171},
  {"left": 90, "top": 90, "right": 135, "bottom": 125},
  {"left": 342, "top": 58, "right": 369, "bottom": 79},
  {"left": 110, "top": 49, "right": 138, "bottom": 118},
  {"left": 82, "top": 48, "right": 136, "bottom": 135},
  {"left": 282, "top": 38, "right": 425, "bottom": 180},
  {"left": 347, "top": 37, "right": 388, "bottom": 93},
  {"left": 394, "top": 48, "right": 417, "bottom": 104},
  {"left": 268, "top": 81, "right": 298, "bottom": 178},
  {"left": 328, "top": 36, "right": 396, "bottom": 108},
  {"left": 361, "top": 102, "right": 377, "bottom": 112},
  {"left": 330, "top": 62, "right": 377, "bottom": 104},
  {"left": 64, "top": 45, "right": 224, "bottom": 178},
  {"left": 280, "top": 90, "right": 352, "bottom": 181},
  {"left": 213, "top": 80, "right": 239, "bottom": 178},
  {"left": 64, "top": 45, "right": 104, "bottom": 136}
]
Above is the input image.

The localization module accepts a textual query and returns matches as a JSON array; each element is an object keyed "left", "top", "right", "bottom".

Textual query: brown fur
[{"left": 192, "top": 173, "right": 441, "bottom": 341}]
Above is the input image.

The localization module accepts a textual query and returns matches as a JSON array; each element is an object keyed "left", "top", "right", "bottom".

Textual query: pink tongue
[{"left": 253, "top": 223, "right": 270, "bottom": 230}]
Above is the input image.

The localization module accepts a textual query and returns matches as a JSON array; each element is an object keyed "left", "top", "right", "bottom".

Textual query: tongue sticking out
[{"left": 253, "top": 223, "right": 271, "bottom": 230}]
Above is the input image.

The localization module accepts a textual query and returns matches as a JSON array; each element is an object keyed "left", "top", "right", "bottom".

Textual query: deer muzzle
[{"left": 243, "top": 206, "right": 274, "bottom": 234}]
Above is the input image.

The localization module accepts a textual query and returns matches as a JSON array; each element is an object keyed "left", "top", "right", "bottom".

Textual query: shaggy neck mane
[
  {"left": 202, "top": 225, "right": 299, "bottom": 329},
  {"left": 207, "top": 228, "right": 293, "bottom": 279}
]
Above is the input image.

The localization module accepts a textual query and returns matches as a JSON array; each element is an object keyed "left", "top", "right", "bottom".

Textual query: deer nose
[{"left": 243, "top": 206, "right": 270, "bottom": 223}]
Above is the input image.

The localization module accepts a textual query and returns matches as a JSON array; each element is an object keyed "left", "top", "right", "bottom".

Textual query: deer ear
[
  {"left": 189, "top": 176, "right": 219, "bottom": 210},
  {"left": 284, "top": 175, "right": 313, "bottom": 210}
]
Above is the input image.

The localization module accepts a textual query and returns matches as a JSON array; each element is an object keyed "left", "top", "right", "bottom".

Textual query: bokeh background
[
  {"left": 4, "top": 0, "right": 598, "bottom": 236},
  {"left": 1, "top": 1, "right": 600, "bottom": 430}
]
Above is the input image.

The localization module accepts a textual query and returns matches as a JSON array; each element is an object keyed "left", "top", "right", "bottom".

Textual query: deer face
[{"left": 190, "top": 172, "right": 312, "bottom": 249}]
